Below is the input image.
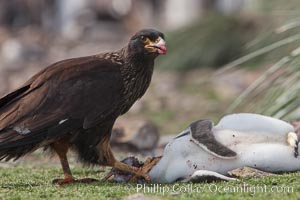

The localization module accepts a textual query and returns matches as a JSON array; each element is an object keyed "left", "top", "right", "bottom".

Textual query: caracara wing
[{"left": 0, "top": 56, "right": 123, "bottom": 148}]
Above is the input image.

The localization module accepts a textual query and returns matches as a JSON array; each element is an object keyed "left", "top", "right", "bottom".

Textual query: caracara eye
[{"left": 140, "top": 36, "right": 147, "bottom": 42}]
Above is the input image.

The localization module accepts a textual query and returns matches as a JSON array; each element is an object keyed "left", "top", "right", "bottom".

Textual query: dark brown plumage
[{"left": 0, "top": 29, "right": 166, "bottom": 184}]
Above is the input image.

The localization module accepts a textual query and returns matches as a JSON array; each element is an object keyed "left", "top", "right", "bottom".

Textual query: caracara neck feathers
[{"left": 96, "top": 46, "right": 155, "bottom": 114}]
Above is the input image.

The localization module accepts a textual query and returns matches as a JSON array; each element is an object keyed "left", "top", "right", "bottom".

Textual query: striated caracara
[{"left": 0, "top": 29, "right": 166, "bottom": 185}]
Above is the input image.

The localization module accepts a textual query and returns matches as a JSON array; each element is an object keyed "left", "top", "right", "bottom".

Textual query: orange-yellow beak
[{"left": 144, "top": 37, "right": 167, "bottom": 55}]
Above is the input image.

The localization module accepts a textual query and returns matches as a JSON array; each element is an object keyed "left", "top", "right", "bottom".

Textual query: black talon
[{"left": 52, "top": 179, "right": 61, "bottom": 184}]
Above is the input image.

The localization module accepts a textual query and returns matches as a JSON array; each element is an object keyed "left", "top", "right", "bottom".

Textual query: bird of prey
[{"left": 0, "top": 29, "right": 167, "bottom": 185}]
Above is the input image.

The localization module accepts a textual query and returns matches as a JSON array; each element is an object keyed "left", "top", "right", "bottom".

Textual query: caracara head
[{"left": 129, "top": 29, "right": 167, "bottom": 57}]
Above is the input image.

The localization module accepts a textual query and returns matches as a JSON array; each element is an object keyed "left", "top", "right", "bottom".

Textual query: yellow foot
[
  {"left": 132, "top": 166, "right": 151, "bottom": 182},
  {"left": 129, "top": 157, "right": 161, "bottom": 183},
  {"left": 103, "top": 157, "right": 161, "bottom": 183}
]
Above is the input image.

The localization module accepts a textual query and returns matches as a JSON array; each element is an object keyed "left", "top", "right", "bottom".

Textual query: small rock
[
  {"left": 111, "top": 120, "right": 159, "bottom": 151},
  {"left": 228, "top": 167, "right": 277, "bottom": 178},
  {"left": 1, "top": 38, "right": 23, "bottom": 66},
  {"left": 0, "top": 162, "right": 16, "bottom": 168}
]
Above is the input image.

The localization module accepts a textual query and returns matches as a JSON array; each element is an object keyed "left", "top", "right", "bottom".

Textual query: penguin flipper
[{"left": 190, "top": 119, "right": 237, "bottom": 159}]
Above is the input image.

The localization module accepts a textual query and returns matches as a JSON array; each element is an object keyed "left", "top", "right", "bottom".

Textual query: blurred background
[{"left": 0, "top": 0, "right": 300, "bottom": 157}]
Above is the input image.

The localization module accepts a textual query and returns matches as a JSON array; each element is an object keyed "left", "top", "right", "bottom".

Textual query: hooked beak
[{"left": 145, "top": 37, "right": 167, "bottom": 55}]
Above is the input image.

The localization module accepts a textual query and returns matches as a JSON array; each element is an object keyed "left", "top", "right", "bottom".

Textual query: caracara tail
[
  {"left": 0, "top": 129, "right": 43, "bottom": 161},
  {"left": 0, "top": 76, "right": 65, "bottom": 161},
  {"left": 0, "top": 117, "right": 82, "bottom": 161}
]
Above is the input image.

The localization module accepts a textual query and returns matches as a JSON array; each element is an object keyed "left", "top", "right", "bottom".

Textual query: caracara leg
[
  {"left": 51, "top": 139, "right": 98, "bottom": 185},
  {"left": 98, "top": 138, "right": 152, "bottom": 182}
]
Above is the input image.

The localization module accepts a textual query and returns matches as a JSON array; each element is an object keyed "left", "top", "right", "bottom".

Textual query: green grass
[{"left": 1, "top": 164, "right": 300, "bottom": 200}]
